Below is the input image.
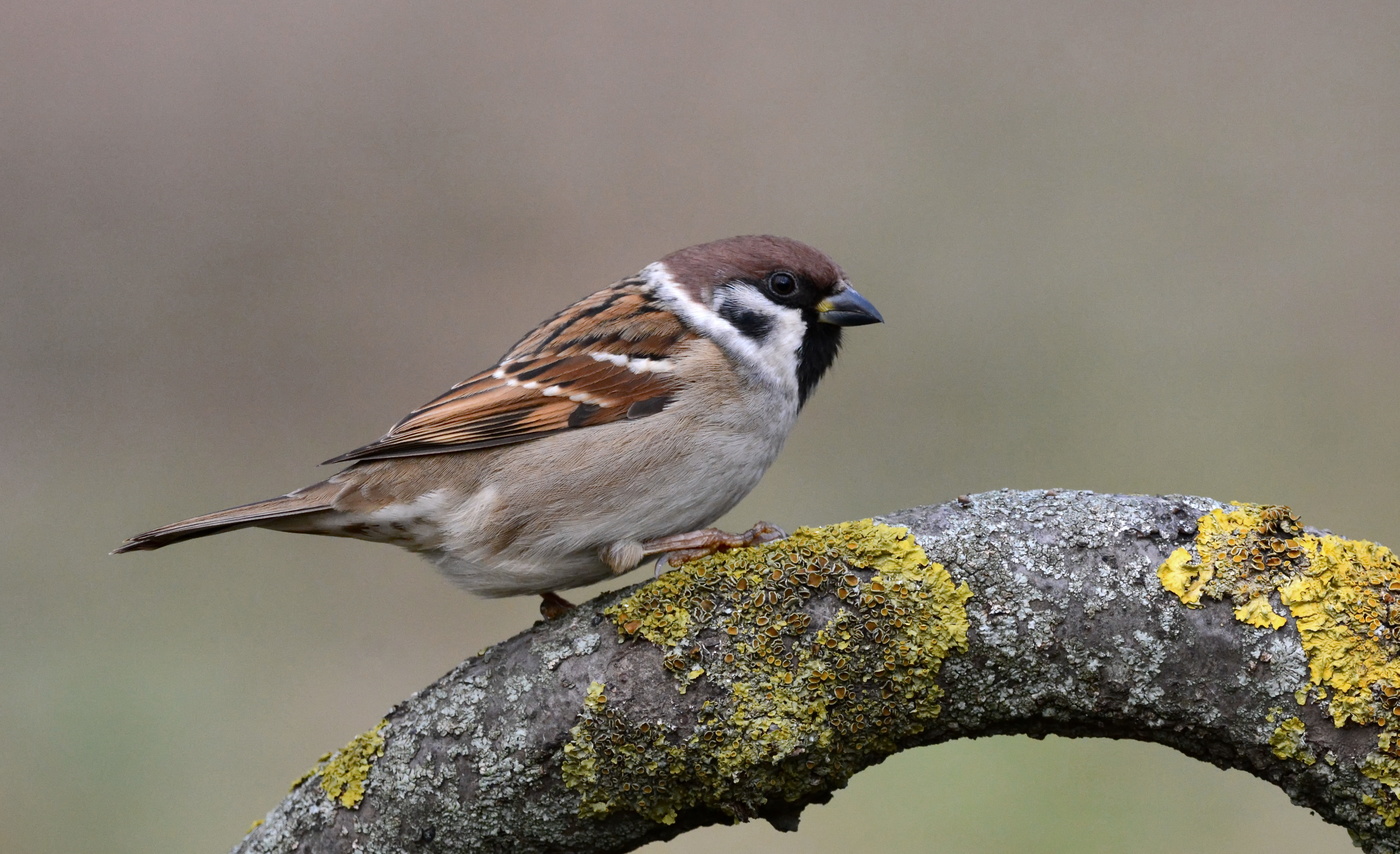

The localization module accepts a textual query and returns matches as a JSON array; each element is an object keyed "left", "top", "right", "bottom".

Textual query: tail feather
[{"left": 113, "top": 489, "right": 334, "bottom": 554}]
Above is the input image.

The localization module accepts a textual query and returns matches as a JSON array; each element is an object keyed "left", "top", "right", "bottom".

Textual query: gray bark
[{"left": 233, "top": 490, "right": 1400, "bottom": 853}]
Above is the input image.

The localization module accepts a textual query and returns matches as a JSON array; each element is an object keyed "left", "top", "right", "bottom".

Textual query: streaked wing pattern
[{"left": 324, "top": 280, "right": 691, "bottom": 463}]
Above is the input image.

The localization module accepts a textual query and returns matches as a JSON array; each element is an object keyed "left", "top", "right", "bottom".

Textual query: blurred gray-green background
[{"left": 5, "top": 3, "right": 1398, "bottom": 852}]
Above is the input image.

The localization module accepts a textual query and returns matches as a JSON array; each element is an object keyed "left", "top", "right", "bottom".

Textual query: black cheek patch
[{"left": 718, "top": 301, "right": 774, "bottom": 341}]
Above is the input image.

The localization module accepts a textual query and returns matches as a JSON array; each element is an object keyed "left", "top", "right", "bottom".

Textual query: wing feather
[{"left": 324, "top": 281, "right": 691, "bottom": 464}]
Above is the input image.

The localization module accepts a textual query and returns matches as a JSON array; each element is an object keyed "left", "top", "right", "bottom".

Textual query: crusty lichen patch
[
  {"left": 1280, "top": 536, "right": 1400, "bottom": 728},
  {"left": 1156, "top": 503, "right": 1306, "bottom": 615},
  {"left": 1157, "top": 503, "right": 1400, "bottom": 821},
  {"left": 562, "top": 520, "right": 971, "bottom": 824},
  {"left": 302, "top": 719, "right": 389, "bottom": 809},
  {"left": 1363, "top": 734, "right": 1400, "bottom": 827},
  {"left": 1268, "top": 715, "right": 1317, "bottom": 766}
]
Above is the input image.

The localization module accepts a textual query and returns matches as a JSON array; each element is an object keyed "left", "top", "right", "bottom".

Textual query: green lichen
[
  {"left": 314, "top": 719, "right": 389, "bottom": 809},
  {"left": 1157, "top": 503, "right": 1400, "bottom": 821},
  {"left": 1362, "top": 744, "right": 1400, "bottom": 828},
  {"left": 1268, "top": 716, "right": 1316, "bottom": 766},
  {"left": 562, "top": 520, "right": 971, "bottom": 824}
]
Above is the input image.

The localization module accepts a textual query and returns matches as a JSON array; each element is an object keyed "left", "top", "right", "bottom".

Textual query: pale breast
[{"left": 439, "top": 338, "right": 797, "bottom": 588}]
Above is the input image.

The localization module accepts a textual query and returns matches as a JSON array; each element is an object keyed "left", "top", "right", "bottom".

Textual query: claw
[
  {"left": 642, "top": 521, "right": 788, "bottom": 569},
  {"left": 539, "top": 591, "right": 575, "bottom": 620},
  {"left": 743, "top": 521, "right": 787, "bottom": 546}
]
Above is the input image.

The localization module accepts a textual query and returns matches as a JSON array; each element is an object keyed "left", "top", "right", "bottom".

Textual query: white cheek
[
  {"left": 750, "top": 305, "right": 807, "bottom": 386},
  {"left": 645, "top": 263, "right": 803, "bottom": 395}
]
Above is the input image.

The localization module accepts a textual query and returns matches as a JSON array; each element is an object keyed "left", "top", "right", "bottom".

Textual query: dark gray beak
[{"left": 817, "top": 285, "right": 883, "bottom": 326}]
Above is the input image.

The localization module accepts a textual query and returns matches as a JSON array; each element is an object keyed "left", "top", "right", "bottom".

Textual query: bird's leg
[
  {"left": 641, "top": 522, "right": 786, "bottom": 569},
  {"left": 539, "top": 591, "right": 575, "bottom": 620}
]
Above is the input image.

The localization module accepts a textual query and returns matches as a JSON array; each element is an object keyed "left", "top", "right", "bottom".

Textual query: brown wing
[{"left": 324, "top": 280, "right": 691, "bottom": 464}]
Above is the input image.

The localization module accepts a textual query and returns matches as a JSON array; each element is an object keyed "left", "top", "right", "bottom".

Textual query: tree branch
[{"left": 233, "top": 490, "right": 1400, "bottom": 853}]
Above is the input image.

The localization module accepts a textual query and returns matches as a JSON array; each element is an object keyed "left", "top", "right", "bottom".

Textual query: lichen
[
  {"left": 1236, "top": 595, "right": 1288, "bottom": 631},
  {"left": 1279, "top": 536, "right": 1400, "bottom": 728},
  {"left": 315, "top": 719, "right": 389, "bottom": 809},
  {"left": 1157, "top": 546, "right": 1206, "bottom": 606},
  {"left": 1362, "top": 744, "right": 1400, "bottom": 828},
  {"left": 1156, "top": 502, "right": 1400, "bottom": 821},
  {"left": 562, "top": 520, "right": 971, "bottom": 824},
  {"left": 1156, "top": 503, "right": 1305, "bottom": 612},
  {"left": 1269, "top": 716, "right": 1316, "bottom": 766},
  {"left": 288, "top": 751, "right": 333, "bottom": 792}
]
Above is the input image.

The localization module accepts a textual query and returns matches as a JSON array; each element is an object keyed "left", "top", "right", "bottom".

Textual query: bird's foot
[
  {"left": 539, "top": 591, "right": 576, "bottom": 620},
  {"left": 642, "top": 522, "right": 787, "bottom": 569}
]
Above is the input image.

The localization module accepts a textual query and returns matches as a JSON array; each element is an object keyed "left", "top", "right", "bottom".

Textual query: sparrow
[{"left": 115, "top": 235, "right": 882, "bottom": 616}]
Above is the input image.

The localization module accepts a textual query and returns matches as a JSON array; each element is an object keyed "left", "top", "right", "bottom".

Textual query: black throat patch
[{"left": 797, "top": 322, "right": 843, "bottom": 406}]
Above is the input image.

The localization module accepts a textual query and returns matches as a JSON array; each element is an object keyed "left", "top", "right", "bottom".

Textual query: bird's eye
[{"left": 766, "top": 271, "right": 798, "bottom": 298}]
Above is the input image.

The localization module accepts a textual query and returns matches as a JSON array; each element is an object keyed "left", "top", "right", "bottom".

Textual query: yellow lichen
[
  {"left": 1154, "top": 503, "right": 1400, "bottom": 724},
  {"left": 1157, "top": 503, "right": 1308, "bottom": 611},
  {"left": 1156, "top": 503, "right": 1400, "bottom": 822},
  {"left": 562, "top": 684, "right": 612, "bottom": 815},
  {"left": 1268, "top": 717, "right": 1316, "bottom": 766},
  {"left": 1235, "top": 595, "right": 1287, "bottom": 631},
  {"left": 1158, "top": 547, "right": 1209, "bottom": 607},
  {"left": 563, "top": 520, "right": 971, "bottom": 824},
  {"left": 317, "top": 719, "right": 388, "bottom": 809},
  {"left": 289, "top": 751, "right": 333, "bottom": 792},
  {"left": 1362, "top": 751, "right": 1400, "bottom": 827},
  {"left": 1279, "top": 535, "right": 1400, "bottom": 727}
]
